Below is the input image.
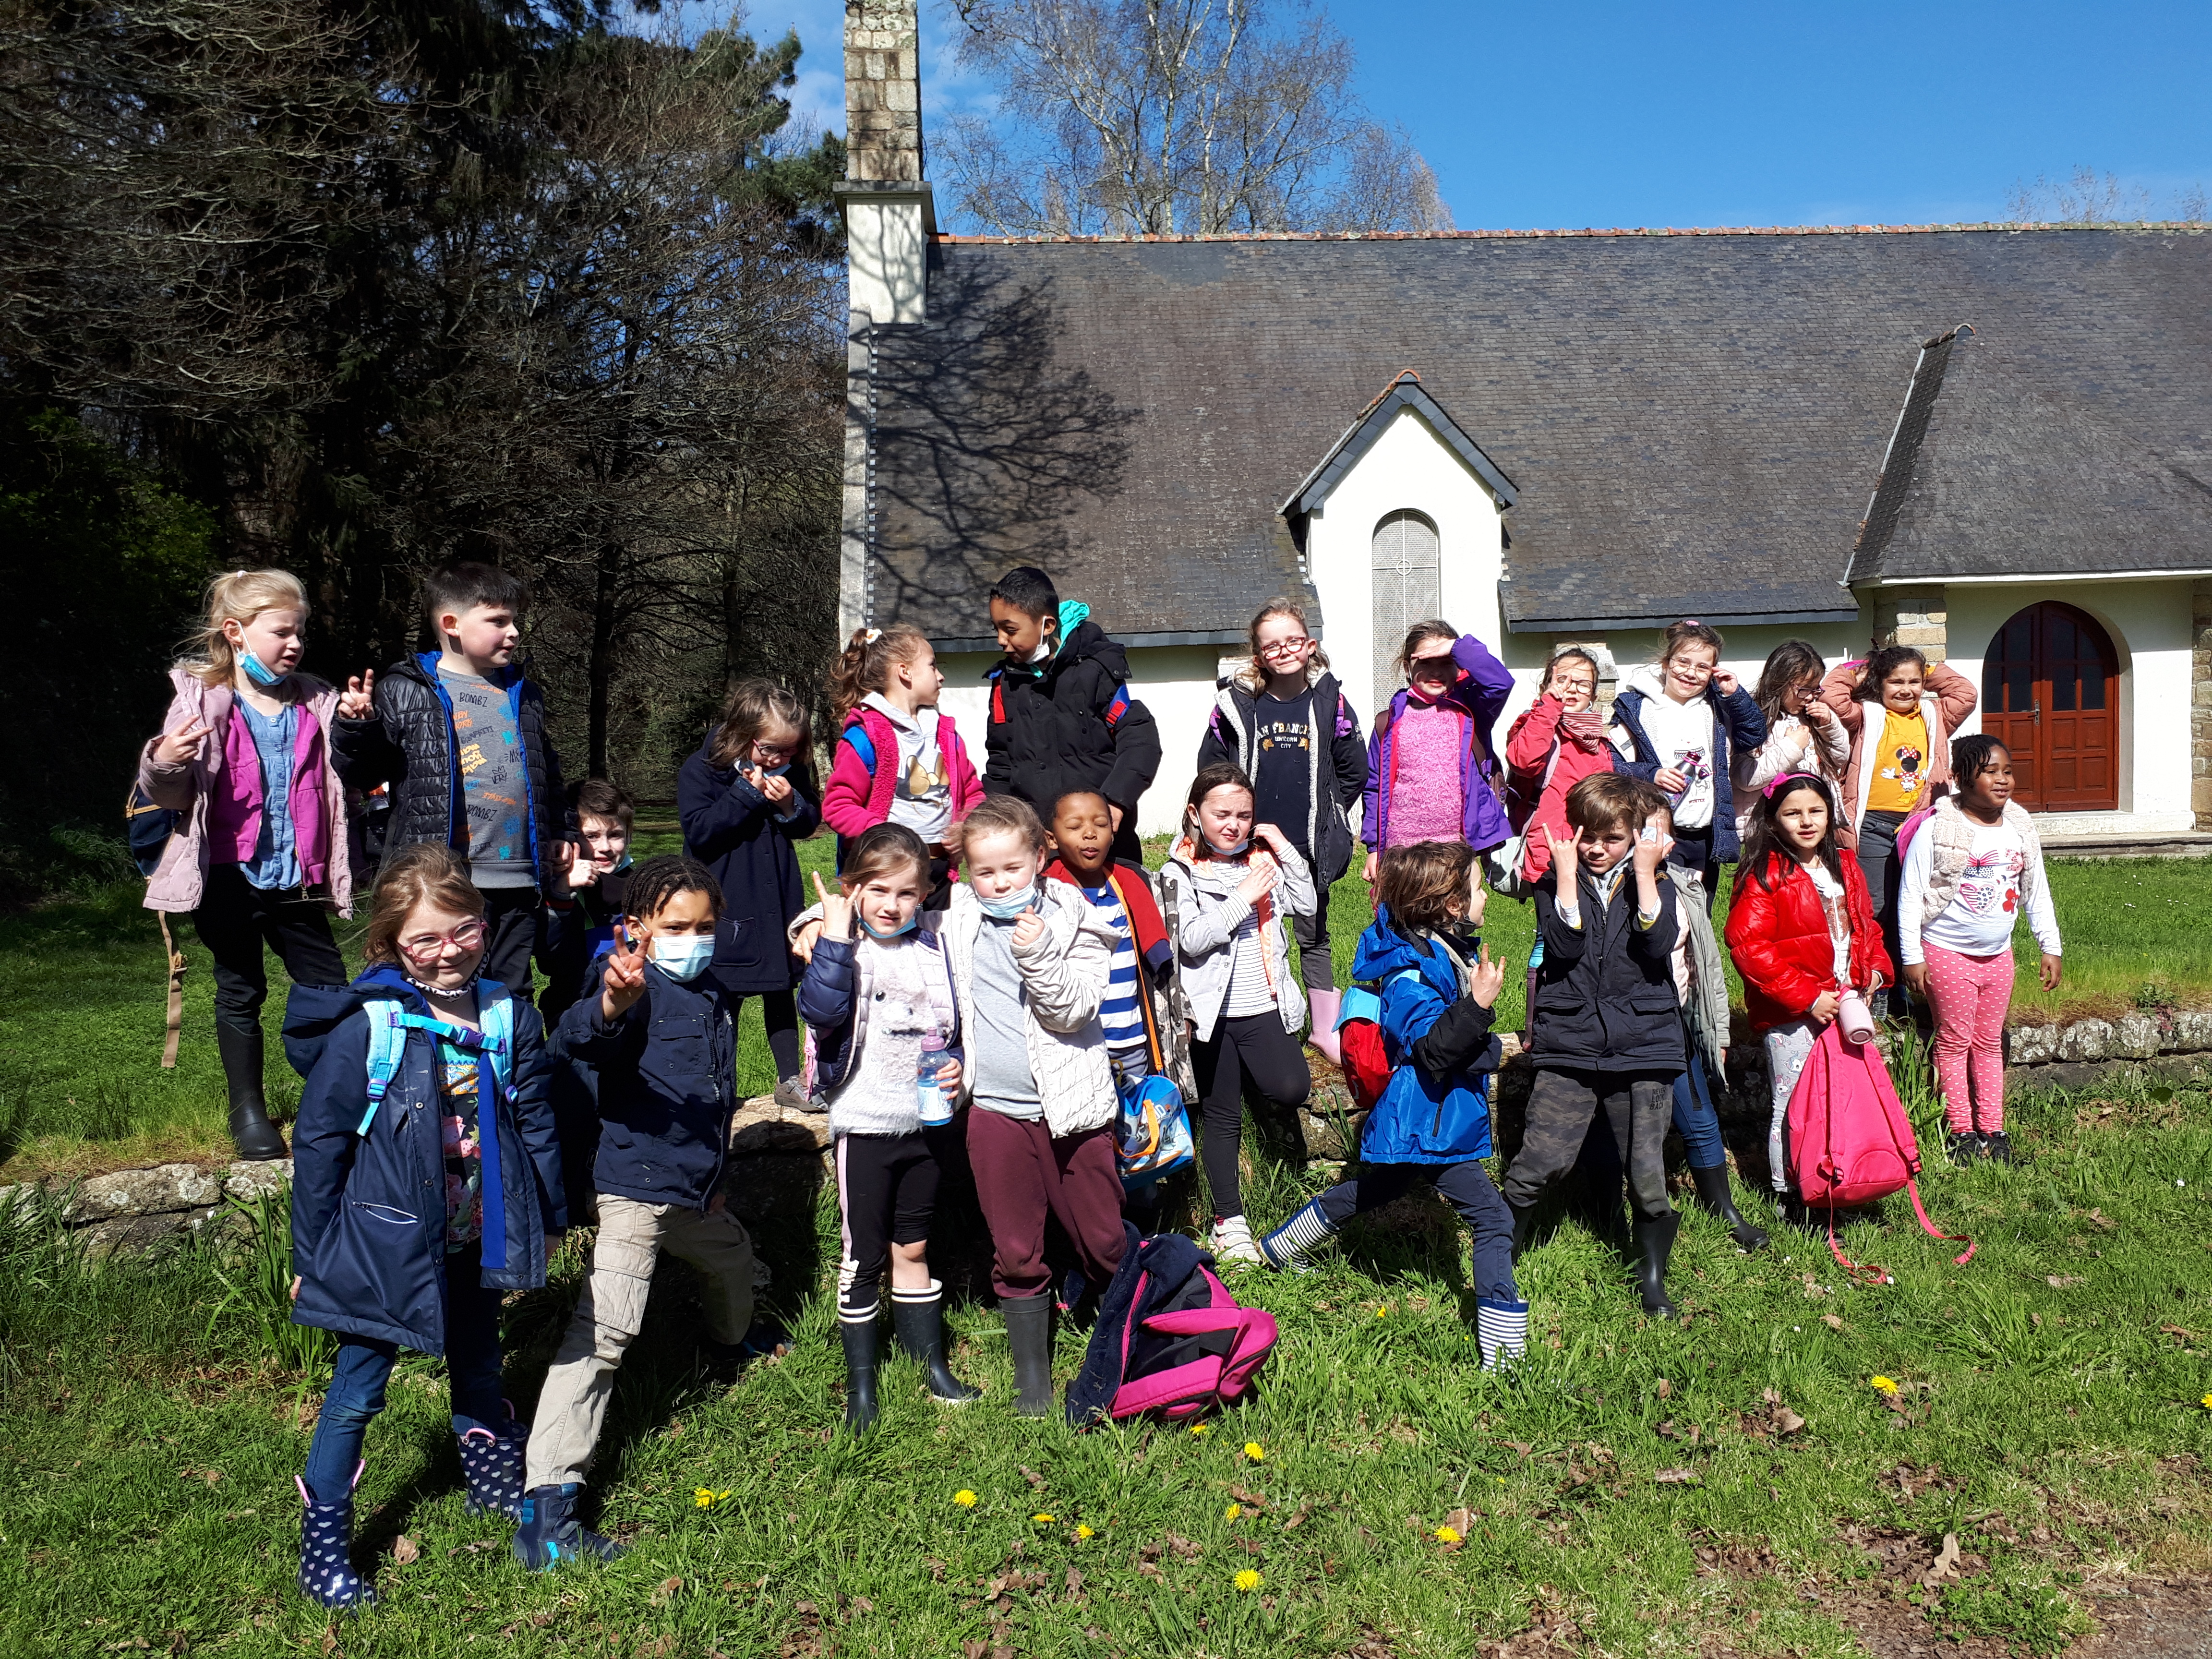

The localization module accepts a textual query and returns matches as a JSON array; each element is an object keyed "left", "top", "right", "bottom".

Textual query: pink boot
[{"left": 1306, "top": 988, "right": 1343, "bottom": 1065}]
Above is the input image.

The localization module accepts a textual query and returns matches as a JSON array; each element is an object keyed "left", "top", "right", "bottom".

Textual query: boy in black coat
[
  {"left": 984, "top": 565, "right": 1162, "bottom": 866},
  {"left": 1504, "top": 772, "right": 1686, "bottom": 1318}
]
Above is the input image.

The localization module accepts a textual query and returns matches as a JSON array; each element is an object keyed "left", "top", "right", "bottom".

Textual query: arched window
[
  {"left": 1371, "top": 509, "right": 1441, "bottom": 711},
  {"left": 1981, "top": 601, "right": 2119, "bottom": 811}
]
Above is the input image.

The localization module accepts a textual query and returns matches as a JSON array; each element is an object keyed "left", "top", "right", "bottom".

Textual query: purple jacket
[{"left": 1361, "top": 634, "right": 1515, "bottom": 854}]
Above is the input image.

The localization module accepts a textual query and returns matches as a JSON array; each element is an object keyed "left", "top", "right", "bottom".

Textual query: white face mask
[{"left": 650, "top": 934, "right": 714, "bottom": 982}]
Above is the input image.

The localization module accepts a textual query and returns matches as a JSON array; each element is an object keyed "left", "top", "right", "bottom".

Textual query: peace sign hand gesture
[
  {"left": 813, "top": 871, "right": 854, "bottom": 940},
  {"left": 154, "top": 719, "right": 214, "bottom": 766},
  {"left": 599, "top": 922, "right": 650, "bottom": 1020},
  {"left": 337, "top": 670, "right": 376, "bottom": 720}
]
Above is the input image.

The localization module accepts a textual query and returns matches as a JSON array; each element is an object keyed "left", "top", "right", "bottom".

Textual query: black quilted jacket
[{"left": 339, "top": 652, "right": 573, "bottom": 885}]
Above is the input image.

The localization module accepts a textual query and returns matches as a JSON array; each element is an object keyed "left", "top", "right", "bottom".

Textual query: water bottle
[{"left": 916, "top": 1029, "right": 952, "bottom": 1127}]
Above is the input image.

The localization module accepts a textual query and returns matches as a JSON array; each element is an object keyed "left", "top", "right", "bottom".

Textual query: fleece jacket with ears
[
  {"left": 820, "top": 701, "right": 986, "bottom": 862},
  {"left": 284, "top": 970, "right": 564, "bottom": 1353},
  {"left": 1609, "top": 664, "right": 1767, "bottom": 865},
  {"left": 138, "top": 668, "right": 368, "bottom": 915},
  {"left": 1817, "top": 660, "right": 1979, "bottom": 847},
  {"left": 338, "top": 652, "right": 575, "bottom": 888},
  {"left": 1361, "top": 633, "right": 1516, "bottom": 854}
]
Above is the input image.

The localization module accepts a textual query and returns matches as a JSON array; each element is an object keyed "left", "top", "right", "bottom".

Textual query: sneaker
[
  {"left": 1207, "top": 1214, "right": 1262, "bottom": 1265},
  {"left": 774, "top": 1079, "right": 822, "bottom": 1115},
  {"left": 1943, "top": 1130, "right": 1987, "bottom": 1167},
  {"left": 1982, "top": 1131, "right": 2015, "bottom": 1166}
]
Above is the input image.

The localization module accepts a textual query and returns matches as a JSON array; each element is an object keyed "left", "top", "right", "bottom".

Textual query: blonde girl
[
  {"left": 1196, "top": 598, "right": 1366, "bottom": 1061},
  {"left": 1160, "top": 762, "right": 1316, "bottom": 1263},
  {"left": 821, "top": 624, "right": 985, "bottom": 904},
  {"left": 677, "top": 678, "right": 820, "bottom": 1106},
  {"left": 138, "top": 569, "right": 371, "bottom": 1161}
]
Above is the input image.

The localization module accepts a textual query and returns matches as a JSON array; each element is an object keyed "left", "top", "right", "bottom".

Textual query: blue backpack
[{"left": 357, "top": 989, "right": 515, "bottom": 1135}]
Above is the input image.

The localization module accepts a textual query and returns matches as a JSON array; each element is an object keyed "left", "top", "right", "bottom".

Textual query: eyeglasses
[
  {"left": 398, "top": 918, "right": 488, "bottom": 962},
  {"left": 1258, "top": 637, "right": 1313, "bottom": 660},
  {"left": 1552, "top": 676, "right": 1597, "bottom": 694},
  {"left": 751, "top": 743, "right": 797, "bottom": 763}
]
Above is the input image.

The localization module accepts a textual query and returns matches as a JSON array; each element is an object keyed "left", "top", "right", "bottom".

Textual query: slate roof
[
  {"left": 858, "top": 225, "right": 2212, "bottom": 643},
  {"left": 1848, "top": 322, "right": 2212, "bottom": 585}
]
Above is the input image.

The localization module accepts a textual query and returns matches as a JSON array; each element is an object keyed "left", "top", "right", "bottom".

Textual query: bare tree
[
  {"left": 939, "top": 0, "right": 1452, "bottom": 235},
  {"left": 2004, "top": 166, "right": 2205, "bottom": 225}
]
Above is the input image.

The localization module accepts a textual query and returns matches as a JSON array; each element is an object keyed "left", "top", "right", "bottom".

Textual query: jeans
[
  {"left": 1671, "top": 1039, "right": 1726, "bottom": 1170},
  {"left": 191, "top": 864, "right": 348, "bottom": 1036},
  {"left": 301, "top": 1246, "right": 504, "bottom": 1502},
  {"left": 1314, "top": 1160, "right": 1517, "bottom": 1302},
  {"left": 1856, "top": 810, "right": 1908, "bottom": 1011}
]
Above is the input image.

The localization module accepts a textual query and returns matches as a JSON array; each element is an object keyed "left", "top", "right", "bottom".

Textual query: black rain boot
[
  {"left": 513, "top": 1483, "right": 625, "bottom": 1569},
  {"left": 1002, "top": 1292, "right": 1055, "bottom": 1418},
  {"left": 1689, "top": 1163, "right": 1769, "bottom": 1252},
  {"left": 891, "top": 1285, "right": 980, "bottom": 1404},
  {"left": 839, "top": 1317, "right": 881, "bottom": 1433},
  {"left": 217, "top": 1021, "right": 287, "bottom": 1161},
  {"left": 1632, "top": 1210, "right": 1681, "bottom": 1319},
  {"left": 1509, "top": 1201, "right": 1540, "bottom": 1262}
]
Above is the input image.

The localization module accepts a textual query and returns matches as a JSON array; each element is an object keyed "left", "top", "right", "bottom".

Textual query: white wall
[{"left": 1942, "top": 577, "right": 2197, "bottom": 833}]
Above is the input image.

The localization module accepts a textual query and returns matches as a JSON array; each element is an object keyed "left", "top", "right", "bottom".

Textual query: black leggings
[
  {"left": 1192, "top": 1013, "right": 1311, "bottom": 1220},
  {"left": 835, "top": 1130, "right": 946, "bottom": 1320},
  {"left": 190, "top": 865, "right": 348, "bottom": 1036}
]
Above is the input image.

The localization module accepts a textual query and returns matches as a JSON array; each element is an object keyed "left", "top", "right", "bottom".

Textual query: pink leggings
[{"left": 1924, "top": 944, "right": 2014, "bottom": 1133}]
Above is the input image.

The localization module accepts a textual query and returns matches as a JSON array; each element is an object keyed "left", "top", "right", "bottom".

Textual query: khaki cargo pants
[{"left": 525, "top": 1194, "right": 755, "bottom": 1488}]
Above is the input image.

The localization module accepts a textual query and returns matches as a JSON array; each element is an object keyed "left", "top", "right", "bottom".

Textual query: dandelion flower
[
  {"left": 1434, "top": 1525, "right": 1462, "bottom": 1544},
  {"left": 953, "top": 1490, "right": 978, "bottom": 1508},
  {"left": 1870, "top": 1375, "right": 1900, "bottom": 1395},
  {"left": 1375, "top": 1305, "right": 1389, "bottom": 1319},
  {"left": 1075, "top": 1524, "right": 1095, "bottom": 1539},
  {"left": 1225, "top": 1503, "right": 1242, "bottom": 1521},
  {"left": 1234, "top": 1569, "right": 1263, "bottom": 1592},
  {"left": 1032, "top": 1513, "right": 1055, "bottom": 1524},
  {"left": 1243, "top": 1442, "right": 1266, "bottom": 1461},
  {"left": 694, "top": 1488, "right": 716, "bottom": 1509},
  {"left": 2201, "top": 1395, "right": 2212, "bottom": 1411},
  {"left": 1189, "top": 1422, "right": 1210, "bottom": 1437}
]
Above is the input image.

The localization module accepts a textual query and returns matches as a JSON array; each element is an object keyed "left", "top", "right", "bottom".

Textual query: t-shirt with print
[
  {"left": 438, "top": 667, "right": 534, "bottom": 889},
  {"left": 1863, "top": 709, "right": 1931, "bottom": 815},
  {"left": 438, "top": 1037, "right": 484, "bottom": 1253},
  {"left": 1250, "top": 687, "right": 1315, "bottom": 854},
  {"left": 863, "top": 693, "right": 952, "bottom": 845}
]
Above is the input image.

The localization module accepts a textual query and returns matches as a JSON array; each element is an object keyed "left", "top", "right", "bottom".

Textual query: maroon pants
[{"left": 965, "top": 1109, "right": 1127, "bottom": 1299}]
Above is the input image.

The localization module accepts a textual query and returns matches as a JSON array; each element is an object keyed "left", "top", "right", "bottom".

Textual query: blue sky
[{"left": 741, "top": 0, "right": 2212, "bottom": 229}]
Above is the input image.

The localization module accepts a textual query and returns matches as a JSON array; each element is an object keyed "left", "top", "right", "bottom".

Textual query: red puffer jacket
[{"left": 1724, "top": 851, "right": 1893, "bottom": 1031}]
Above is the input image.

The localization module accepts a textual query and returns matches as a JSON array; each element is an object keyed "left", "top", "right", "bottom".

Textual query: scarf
[
  {"left": 1043, "top": 855, "right": 1170, "bottom": 972},
  {"left": 1558, "top": 708, "right": 1607, "bottom": 753}
]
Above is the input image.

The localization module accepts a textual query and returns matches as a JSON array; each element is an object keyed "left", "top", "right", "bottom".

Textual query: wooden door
[
  {"left": 1979, "top": 602, "right": 2118, "bottom": 811},
  {"left": 1370, "top": 510, "right": 1441, "bottom": 713}
]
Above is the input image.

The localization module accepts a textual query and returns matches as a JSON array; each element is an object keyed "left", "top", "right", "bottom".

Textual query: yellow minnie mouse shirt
[{"left": 1864, "top": 708, "right": 1930, "bottom": 814}]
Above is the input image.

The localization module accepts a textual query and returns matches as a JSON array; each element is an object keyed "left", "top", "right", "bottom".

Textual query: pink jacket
[
  {"left": 138, "top": 667, "right": 356, "bottom": 916},
  {"left": 1502, "top": 693, "right": 1618, "bottom": 882},
  {"left": 820, "top": 704, "right": 985, "bottom": 854}
]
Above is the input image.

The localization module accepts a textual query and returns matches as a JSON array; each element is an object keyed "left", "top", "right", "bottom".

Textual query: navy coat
[
  {"left": 1530, "top": 868, "right": 1684, "bottom": 1072},
  {"left": 676, "top": 744, "right": 821, "bottom": 996},
  {"left": 285, "top": 969, "right": 565, "bottom": 1354},
  {"left": 1608, "top": 679, "right": 1766, "bottom": 865},
  {"left": 552, "top": 963, "right": 737, "bottom": 1210}
]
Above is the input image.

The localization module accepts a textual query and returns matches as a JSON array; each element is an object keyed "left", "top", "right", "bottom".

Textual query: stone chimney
[{"left": 836, "top": 0, "right": 933, "bottom": 324}]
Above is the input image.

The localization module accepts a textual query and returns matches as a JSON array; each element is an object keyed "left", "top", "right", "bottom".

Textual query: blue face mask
[
  {"left": 976, "top": 883, "right": 1038, "bottom": 920},
  {"left": 650, "top": 934, "right": 715, "bottom": 982},
  {"left": 1214, "top": 836, "right": 1252, "bottom": 858},
  {"left": 240, "top": 647, "right": 287, "bottom": 687},
  {"left": 862, "top": 913, "right": 919, "bottom": 939}
]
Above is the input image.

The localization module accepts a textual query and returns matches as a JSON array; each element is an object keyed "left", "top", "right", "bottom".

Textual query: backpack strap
[
  {"left": 157, "top": 913, "right": 186, "bottom": 1070},
  {"left": 841, "top": 719, "right": 878, "bottom": 776}
]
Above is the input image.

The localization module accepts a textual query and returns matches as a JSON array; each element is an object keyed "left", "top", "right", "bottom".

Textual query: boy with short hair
[
  {"left": 342, "top": 560, "right": 575, "bottom": 997},
  {"left": 1505, "top": 772, "right": 1686, "bottom": 1317},
  {"left": 538, "top": 779, "right": 636, "bottom": 1022},
  {"left": 985, "top": 565, "right": 1162, "bottom": 866}
]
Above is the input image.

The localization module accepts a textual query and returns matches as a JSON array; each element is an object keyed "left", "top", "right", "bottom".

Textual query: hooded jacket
[
  {"left": 138, "top": 667, "right": 369, "bottom": 915},
  {"left": 1608, "top": 665, "right": 1767, "bottom": 865},
  {"left": 1530, "top": 864, "right": 1684, "bottom": 1071},
  {"left": 284, "top": 970, "right": 564, "bottom": 1353},
  {"left": 677, "top": 743, "right": 823, "bottom": 995},
  {"left": 339, "top": 652, "right": 574, "bottom": 887},
  {"left": 1817, "top": 660, "right": 1978, "bottom": 846},
  {"left": 1159, "top": 837, "right": 1316, "bottom": 1042},
  {"left": 1502, "top": 692, "right": 1619, "bottom": 884},
  {"left": 1361, "top": 633, "right": 1515, "bottom": 854},
  {"left": 1724, "top": 850, "right": 1892, "bottom": 1032},
  {"left": 1197, "top": 667, "right": 1367, "bottom": 884},
  {"left": 984, "top": 605, "right": 1162, "bottom": 859},
  {"left": 552, "top": 962, "right": 739, "bottom": 1209},
  {"left": 1351, "top": 910, "right": 1503, "bottom": 1164}
]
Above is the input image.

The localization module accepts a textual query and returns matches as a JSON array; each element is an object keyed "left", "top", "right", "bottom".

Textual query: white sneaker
[{"left": 1208, "top": 1214, "right": 1262, "bottom": 1264}]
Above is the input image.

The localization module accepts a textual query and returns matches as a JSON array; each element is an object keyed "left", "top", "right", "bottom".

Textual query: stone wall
[
  {"left": 1870, "top": 584, "right": 1948, "bottom": 662},
  {"left": 843, "top": 0, "right": 923, "bottom": 182}
]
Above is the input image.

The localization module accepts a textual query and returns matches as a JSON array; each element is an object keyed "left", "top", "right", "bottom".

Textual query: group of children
[{"left": 136, "top": 562, "right": 2062, "bottom": 1610}]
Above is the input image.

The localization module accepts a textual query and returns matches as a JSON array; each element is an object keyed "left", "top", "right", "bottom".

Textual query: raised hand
[
  {"left": 154, "top": 718, "right": 213, "bottom": 766},
  {"left": 758, "top": 770, "right": 794, "bottom": 807},
  {"left": 1469, "top": 943, "right": 1507, "bottom": 1009},
  {"left": 813, "top": 870, "right": 854, "bottom": 939},
  {"left": 1712, "top": 668, "right": 1739, "bottom": 696},
  {"left": 337, "top": 670, "right": 376, "bottom": 720},
  {"left": 1010, "top": 910, "right": 1046, "bottom": 950},
  {"left": 566, "top": 850, "right": 596, "bottom": 891},
  {"left": 1632, "top": 819, "right": 1669, "bottom": 878},
  {"left": 600, "top": 922, "right": 649, "bottom": 1019},
  {"left": 1253, "top": 822, "right": 1292, "bottom": 859},
  {"left": 1544, "top": 826, "right": 1579, "bottom": 882},
  {"left": 1803, "top": 697, "right": 1835, "bottom": 729}
]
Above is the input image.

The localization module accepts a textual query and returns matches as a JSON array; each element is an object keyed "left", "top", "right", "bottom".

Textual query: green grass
[{"left": 0, "top": 1073, "right": 2208, "bottom": 1656}]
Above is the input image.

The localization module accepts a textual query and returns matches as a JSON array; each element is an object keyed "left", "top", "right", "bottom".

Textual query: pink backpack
[
  {"left": 1067, "top": 1229, "right": 1279, "bottom": 1425},
  {"left": 1786, "top": 1022, "right": 1973, "bottom": 1282}
]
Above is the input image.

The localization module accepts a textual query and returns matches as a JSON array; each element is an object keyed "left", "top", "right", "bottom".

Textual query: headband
[{"left": 1762, "top": 770, "right": 1829, "bottom": 801}]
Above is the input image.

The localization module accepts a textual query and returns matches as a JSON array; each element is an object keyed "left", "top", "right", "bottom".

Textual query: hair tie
[
  {"left": 1763, "top": 770, "right": 1827, "bottom": 800},
  {"left": 863, "top": 627, "right": 882, "bottom": 645},
  {"left": 1681, "top": 618, "right": 1702, "bottom": 626}
]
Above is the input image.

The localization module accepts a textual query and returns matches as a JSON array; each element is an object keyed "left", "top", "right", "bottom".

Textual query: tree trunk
[{"left": 588, "top": 538, "right": 620, "bottom": 778}]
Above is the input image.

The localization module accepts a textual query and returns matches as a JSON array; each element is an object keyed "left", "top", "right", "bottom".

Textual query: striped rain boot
[
  {"left": 1475, "top": 1298, "right": 1531, "bottom": 1370},
  {"left": 296, "top": 1463, "right": 376, "bottom": 1610},
  {"left": 1259, "top": 1198, "right": 1337, "bottom": 1273}
]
